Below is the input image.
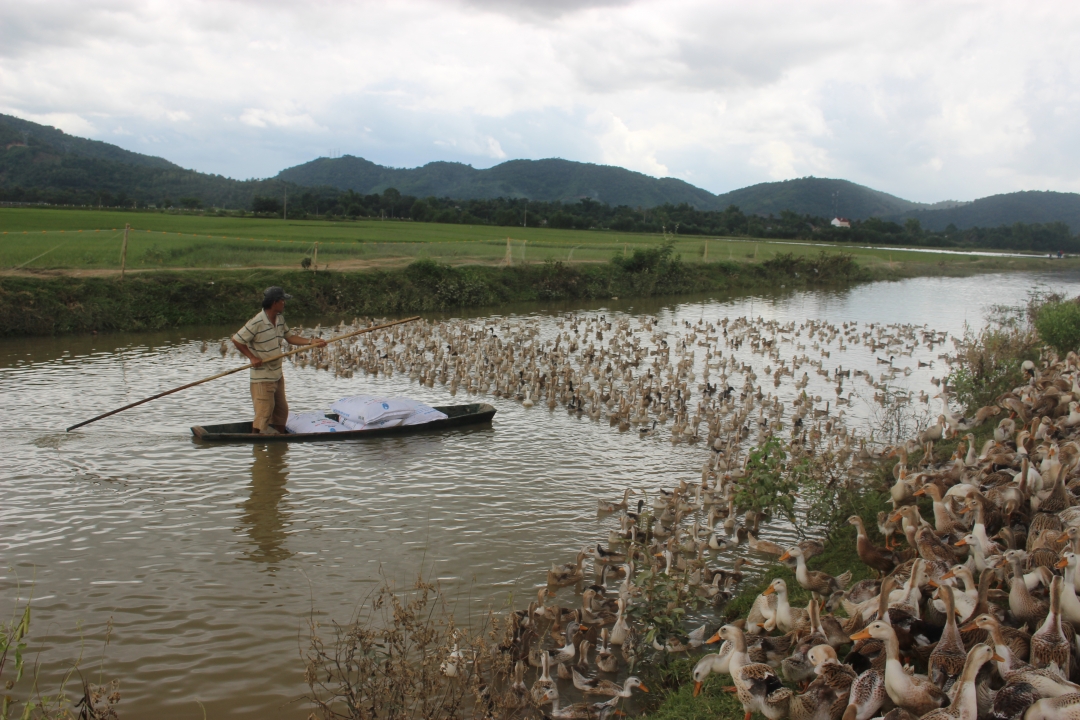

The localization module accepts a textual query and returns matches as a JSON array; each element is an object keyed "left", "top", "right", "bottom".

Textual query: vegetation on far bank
[{"left": 0, "top": 245, "right": 871, "bottom": 337}]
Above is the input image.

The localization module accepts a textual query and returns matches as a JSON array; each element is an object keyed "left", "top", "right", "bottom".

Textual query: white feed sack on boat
[
  {"left": 332, "top": 396, "right": 449, "bottom": 431},
  {"left": 285, "top": 412, "right": 350, "bottom": 434},
  {"left": 332, "top": 396, "right": 419, "bottom": 425},
  {"left": 402, "top": 406, "right": 448, "bottom": 425}
]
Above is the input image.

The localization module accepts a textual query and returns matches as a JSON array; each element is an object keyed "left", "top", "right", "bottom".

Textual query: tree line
[{"left": 258, "top": 189, "right": 1080, "bottom": 253}]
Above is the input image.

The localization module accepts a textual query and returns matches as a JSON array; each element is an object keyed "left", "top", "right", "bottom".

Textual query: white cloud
[
  {"left": 238, "top": 108, "right": 322, "bottom": 131},
  {"left": 0, "top": 0, "right": 1078, "bottom": 201},
  {"left": 486, "top": 136, "right": 506, "bottom": 159},
  {"left": 587, "top": 110, "right": 668, "bottom": 177},
  {"left": 1, "top": 110, "right": 96, "bottom": 137}
]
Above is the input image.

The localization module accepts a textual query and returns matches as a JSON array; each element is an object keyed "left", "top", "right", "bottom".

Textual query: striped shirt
[{"left": 233, "top": 311, "right": 290, "bottom": 382}]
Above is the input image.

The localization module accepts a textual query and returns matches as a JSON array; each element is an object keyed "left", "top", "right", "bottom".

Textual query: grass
[
  {"left": 0, "top": 251, "right": 870, "bottom": 336},
  {"left": 2, "top": 207, "right": 1077, "bottom": 275}
]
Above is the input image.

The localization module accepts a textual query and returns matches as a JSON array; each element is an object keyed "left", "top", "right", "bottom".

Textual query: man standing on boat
[{"left": 232, "top": 287, "right": 326, "bottom": 434}]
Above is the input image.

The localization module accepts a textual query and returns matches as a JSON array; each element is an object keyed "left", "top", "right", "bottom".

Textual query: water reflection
[{"left": 237, "top": 443, "right": 292, "bottom": 568}]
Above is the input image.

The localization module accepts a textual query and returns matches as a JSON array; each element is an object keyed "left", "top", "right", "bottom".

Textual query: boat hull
[{"left": 191, "top": 403, "right": 496, "bottom": 443}]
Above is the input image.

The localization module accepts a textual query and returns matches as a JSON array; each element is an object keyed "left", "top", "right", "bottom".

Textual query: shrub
[
  {"left": 949, "top": 322, "right": 1040, "bottom": 410},
  {"left": 1036, "top": 300, "right": 1080, "bottom": 355},
  {"left": 733, "top": 438, "right": 797, "bottom": 523},
  {"left": 304, "top": 572, "right": 515, "bottom": 720}
]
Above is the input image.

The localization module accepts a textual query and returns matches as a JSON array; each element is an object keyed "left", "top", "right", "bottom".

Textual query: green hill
[
  {"left": 2, "top": 112, "right": 1080, "bottom": 233},
  {"left": 275, "top": 156, "right": 723, "bottom": 209},
  {"left": 0, "top": 113, "right": 178, "bottom": 170},
  {"left": 0, "top": 113, "right": 315, "bottom": 208},
  {"left": 892, "top": 191, "right": 1080, "bottom": 232},
  {"left": 713, "top": 177, "right": 930, "bottom": 218}
]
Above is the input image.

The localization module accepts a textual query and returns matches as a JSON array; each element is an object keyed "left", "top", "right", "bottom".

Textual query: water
[{"left": 2, "top": 270, "right": 1079, "bottom": 718}]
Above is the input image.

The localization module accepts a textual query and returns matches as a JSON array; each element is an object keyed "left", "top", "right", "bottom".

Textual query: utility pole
[
  {"left": 523, "top": 208, "right": 527, "bottom": 228},
  {"left": 313, "top": 242, "right": 318, "bottom": 273},
  {"left": 120, "top": 223, "right": 130, "bottom": 280},
  {"left": 284, "top": 188, "right": 287, "bottom": 221}
]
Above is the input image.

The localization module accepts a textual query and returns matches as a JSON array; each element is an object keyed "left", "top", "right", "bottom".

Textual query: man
[{"left": 232, "top": 286, "right": 326, "bottom": 434}]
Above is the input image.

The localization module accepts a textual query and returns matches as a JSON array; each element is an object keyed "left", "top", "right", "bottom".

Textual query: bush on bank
[
  {"left": 0, "top": 250, "right": 866, "bottom": 337},
  {"left": 1035, "top": 299, "right": 1080, "bottom": 356}
]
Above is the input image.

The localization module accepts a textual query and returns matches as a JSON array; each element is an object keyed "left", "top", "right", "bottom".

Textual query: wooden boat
[{"left": 191, "top": 403, "right": 496, "bottom": 443}]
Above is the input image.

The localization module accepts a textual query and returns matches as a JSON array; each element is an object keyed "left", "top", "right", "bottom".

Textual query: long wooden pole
[{"left": 66, "top": 316, "right": 421, "bottom": 432}]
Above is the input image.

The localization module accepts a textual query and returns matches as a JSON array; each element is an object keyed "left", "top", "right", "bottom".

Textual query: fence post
[{"left": 120, "top": 223, "right": 130, "bottom": 279}]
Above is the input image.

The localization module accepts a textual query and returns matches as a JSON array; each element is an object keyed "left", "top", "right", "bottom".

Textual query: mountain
[
  {"left": 2, "top": 112, "right": 1080, "bottom": 232},
  {"left": 714, "top": 177, "right": 937, "bottom": 219},
  {"left": 0, "top": 113, "right": 314, "bottom": 208},
  {"left": 276, "top": 156, "right": 723, "bottom": 209},
  {"left": 890, "top": 191, "right": 1080, "bottom": 232},
  {"left": 0, "top": 113, "right": 179, "bottom": 170}
]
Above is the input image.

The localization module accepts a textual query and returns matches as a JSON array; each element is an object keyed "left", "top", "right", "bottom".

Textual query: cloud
[
  {"left": 0, "top": 0, "right": 1078, "bottom": 200},
  {"left": 0, "top": 110, "right": 97, "bottom": 136},
  {"left": 238, "top": 108, "right": 322, "bottom": 131}
]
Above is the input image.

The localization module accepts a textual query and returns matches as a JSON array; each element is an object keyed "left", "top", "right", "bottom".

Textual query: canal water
[{"left": 2, "top": 270, "right": 1079, "bottom": 718}]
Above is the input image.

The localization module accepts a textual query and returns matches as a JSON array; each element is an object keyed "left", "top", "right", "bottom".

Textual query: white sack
[
  {"left": 331, "top": 396, "right": 418, "bottom": 425},
  {"left": 286, "top": 412, "right": 350, "bottom": 434},
  {"left": 340, "top": 416, "right": 403, "bottom": 430},
  {"left": 402, "top": 406, "right": 449, "bottom": 425}
]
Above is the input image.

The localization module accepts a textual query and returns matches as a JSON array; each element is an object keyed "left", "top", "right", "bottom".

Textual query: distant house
[{"left": 831, "top": 217, "right": 851, "bottom": 228}]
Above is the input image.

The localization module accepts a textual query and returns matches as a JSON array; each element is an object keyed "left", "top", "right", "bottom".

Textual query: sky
[{"left": 2, "top": 0, "right": 1079, "bottom": 202}]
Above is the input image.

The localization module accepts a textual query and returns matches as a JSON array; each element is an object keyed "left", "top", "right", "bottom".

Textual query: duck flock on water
[{"left": 212, "top": 310, "right": 1080, "bottom": 719}]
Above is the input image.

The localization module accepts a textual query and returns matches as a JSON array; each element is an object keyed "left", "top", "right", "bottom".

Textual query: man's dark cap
[{"left": 263, "top": 286, "right": 292, "bottom": 303}]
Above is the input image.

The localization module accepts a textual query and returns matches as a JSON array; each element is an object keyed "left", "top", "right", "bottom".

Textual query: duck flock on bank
[{"left": 213, "top": 309, "right": 1080, "bottom": 719}]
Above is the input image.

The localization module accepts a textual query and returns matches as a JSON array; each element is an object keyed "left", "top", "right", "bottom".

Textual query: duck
[
  {"left": 746, "top": 580, "right": 782, "bottom": 634},
  {"left": 693, "top": 640, "right": 734, "bottom": 695},
  {"left": 547, "top": 692, "right": 622, "bottom": 720},
  {"left": 1004, "top": 549, "right": 1049, "bottom": 626},
  {"left": 841, "top": 667, "right": 886, "bottom": 720},
  {"left": 545, "top": 622, "right": 581, "bottom": 666},
  {"left": 1056, "top": 551, "right": 1080, "bottom": 625},
  {"left": 848, "top": 620, "right": 947, "bottom": 715},
  {"left": 548, "top": 547, "right": 590, "bottom": 587},
  {"left": 530, "top": 652, "right": 556, "bottom": 705},
  {"left": 1025, "top": 695, "right": 1080, "bottom": 720},
  {"left": 927, "top": 584, "right": 967, "bottom": 693},
  {"left": 780, "top": 545, "right": 851, "bottom": 600},
  {"left": 917, "top": 643, "right": 1002, "bottom": 720},
  {"left": 571, "top": 669, "right": 648, "bottom": 698},
  {"left": 505, "top": 660, "right": 528, "bottom": 710},
  {"left": 748, "top": 531, "right": 787, "bottom": 557},
  {"left": 758, "top": 578, "right": 810, "bottom": 634},
  {"left": 848, "top": 515, "right": 895, "bottom": 576},
  {"left": 609, "top": 598, "right": 630, "bottom": 646},
  {"left": 597, "top": 488, "right": 633, "bottom": 514},
  {"left": 719, "top": 623, "right": 794, "bottom": 720},
  {"left": 934, "top": 565, "right": 979, "bottom": 619},
  {"left": 1030, "top": 575, "right": 1071, "bottom": 679},
  {"left": 912, "top": 483, "right": 967, "bottom": 536},
  {"left": 960, "top": 613, "right": 1031, "bottom": 676},
  {"left": 595, "top": 628, "right": 618, "bottom": 673},
  {"left": 806, "top": 644, "right": 857, "bottom": 717}
]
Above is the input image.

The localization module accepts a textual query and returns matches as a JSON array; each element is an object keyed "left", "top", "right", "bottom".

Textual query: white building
[{"left": 830, "top": 217, "right": 851, "bottom": 228}]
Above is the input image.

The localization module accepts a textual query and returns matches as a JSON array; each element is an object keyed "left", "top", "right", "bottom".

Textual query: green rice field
[{"left": 0, "top": 207, "right": 1069, "bottom": 273}]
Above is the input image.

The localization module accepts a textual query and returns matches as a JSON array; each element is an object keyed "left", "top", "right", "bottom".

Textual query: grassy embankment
[
  {"left": 2, "top": 207, "right": 1076, "bottom": 275},
  {"left": 0, "top": 250, "right": 866, "bottom": 336},
  {"left": 3, "top": 208, "right": 1078, "bottom": 338}
]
